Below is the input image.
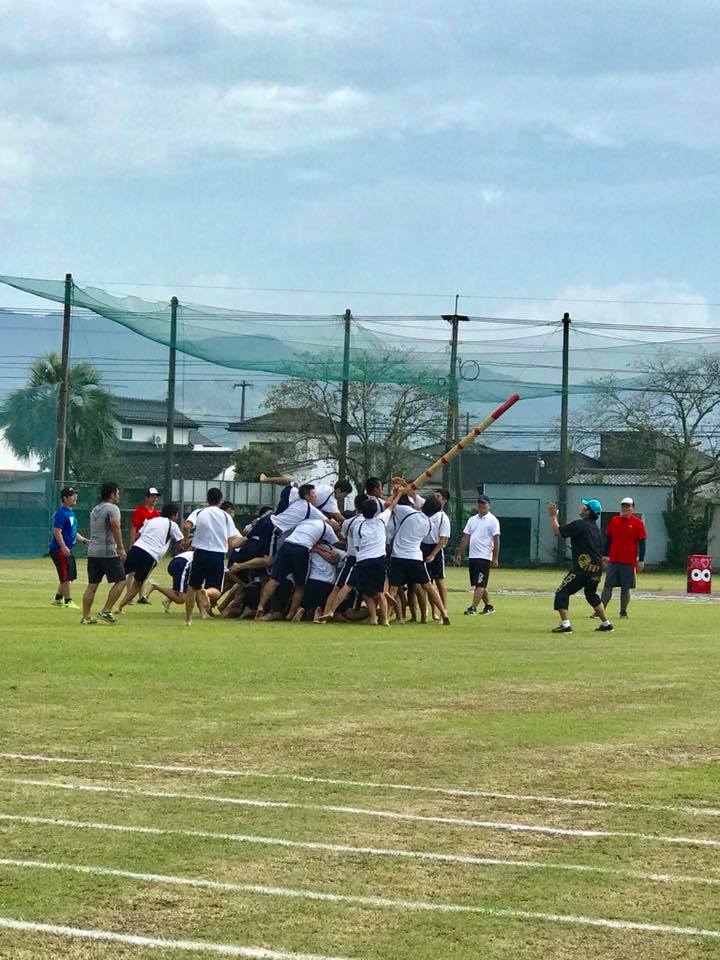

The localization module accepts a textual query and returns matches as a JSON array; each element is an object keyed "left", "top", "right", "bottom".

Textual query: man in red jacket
[{"left": 600, "top": 497, "right": 647, "bottom": 619}]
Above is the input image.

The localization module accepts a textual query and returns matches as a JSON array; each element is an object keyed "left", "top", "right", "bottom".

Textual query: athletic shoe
[
  {"left": 595, "top": 622, "right": 614, "bottom": 632},
  {"left": 551, "top": 624, "right": 572, "bottom": 633},
  {"left": 464, "top": 605, "right": 477, "bottom": 616},
  {"left": 480, "top": 605, "right": 495, "bottom": 615},
  {"left": 63, "top": 600, "right": 80, "bottom": 610},
  {"left": 51, "top": 599, "right": 63, "bottom": 607},
  {"left": 98, "top": 610, "right": 119, "bottom": 624},
  {"left": 620, "top": 612, "right": 629, "bottom": 619},
  {"left": 137, "top": 596, "right": 151, "bottom": 605},
  {"left": 79, "top": 617, "right": 97, "bottom": 625}
]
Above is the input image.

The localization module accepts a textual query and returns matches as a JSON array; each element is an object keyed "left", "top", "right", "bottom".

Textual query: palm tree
[{"left": 0, "top": 352, "right": 116, "bottom": 479}]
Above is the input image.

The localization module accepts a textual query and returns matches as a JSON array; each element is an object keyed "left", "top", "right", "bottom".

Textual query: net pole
[
  {"left": 557, "top": 311, "right": 571, "bottom": 562},
  {"left": 338, "top": 308, "right": 352, "bottom": 495},
  {"left": 164, "top": 296, "right": 178, "bottom": 502},
  {"left": 53, "top": 273, "right": 73, "bottom": 489},
  {"left": 408, "top": 394, "right": 521, "bottom": 490}
]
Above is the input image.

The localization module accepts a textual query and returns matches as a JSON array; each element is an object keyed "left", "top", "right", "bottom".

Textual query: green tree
[
  {"left": 0, "top": 352, "right": 116, "bottom": 480},
  {"left": 232, "top": 444, "right": 281, "bottom": 482}
]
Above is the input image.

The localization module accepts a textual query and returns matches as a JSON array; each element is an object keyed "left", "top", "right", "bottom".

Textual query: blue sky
[{"left": 0, "top": 0, "right": 718, "bottom": 468}]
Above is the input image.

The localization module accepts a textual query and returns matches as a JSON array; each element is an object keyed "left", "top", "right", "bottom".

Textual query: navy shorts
[
  {"left": 350, "top": 556, "right": 387, "bottom": 596},
  {"left": 335, "top": 555, "right": 356, "bottom": 589},
  {"left": 388, "top": 556, "right": 430, "bottom": 587},
  {"left": 124, "top": 545, "right": 156, "bottom": 584},
  {"left": 188, "top": 548, "right": 225, "bottom": 591},
  {"left": 301, "top": 578, "right": 333, "bottom": 616},
  {"left": 270, "top": 541, "right": 310, "bottom": 586},
  {"left": 421, "top": 542, "right": 445, "bottom": 580},
  {"left": 167, "top": 555, "right": 190, "bottom": 593}
]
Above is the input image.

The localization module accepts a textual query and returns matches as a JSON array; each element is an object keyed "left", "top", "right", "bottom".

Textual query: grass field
[{"left": 1, "top": 558, "right": 719, "bottom": 960}]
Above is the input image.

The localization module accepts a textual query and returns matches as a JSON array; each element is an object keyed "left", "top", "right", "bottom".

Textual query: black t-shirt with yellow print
[{"left": 559, "top": 518, "right": 603, "bottom": 575}]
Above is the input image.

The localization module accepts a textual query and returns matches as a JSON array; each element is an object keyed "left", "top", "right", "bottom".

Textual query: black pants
[{"left": 554, "top": 570, "right": 601, "bottom": 611}]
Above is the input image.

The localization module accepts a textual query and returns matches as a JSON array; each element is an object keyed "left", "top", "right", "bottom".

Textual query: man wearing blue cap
[{"left": 547, "top": 498, "right": 613, "bottom": 633}]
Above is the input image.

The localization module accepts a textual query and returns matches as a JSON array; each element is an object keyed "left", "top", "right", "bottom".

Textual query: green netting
[{"left": 3, "top": 274, "right": 720, "bottom": 402}]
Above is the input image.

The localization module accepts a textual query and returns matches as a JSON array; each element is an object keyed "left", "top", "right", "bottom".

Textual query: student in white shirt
[
  {"left": 146, "top": 549, "right": 194, "bottom": 612},
  {"left": 256, "top": 517, "right": 338, "bottom": 620},
  {"left": 293, "top": 545, "right": 345, "bottom": 622},
  {"left": 315, "top": 494, "right": 368, "bottom": 623},
  {"left": 116, "top": 504, "right": 185, "bottom": 613},
  {"left": 454, "top": 495, "right": 501, "bottom": 615},
  {"left": 185, "top": 488, "right": 243, "bottom": 625},
  {"left": 386, "top": 487, "right": 450, "bottom": 625}
]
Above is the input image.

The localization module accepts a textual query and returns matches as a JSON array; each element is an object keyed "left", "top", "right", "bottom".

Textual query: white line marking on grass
[
  {"left": 3, "top": 813, "right": 720, "bottom": 887},
  {"left": 2, "top": 751, "right": 719, "bottom": 818},
  {"left": 3, "top": 778, "right": 720, "bottom": 849},
  {"left": 0, "top": 917, "right": 353, "bottom": 959},
  {"left": 1, "top": 861, "right": 720, "bottom": 943}
]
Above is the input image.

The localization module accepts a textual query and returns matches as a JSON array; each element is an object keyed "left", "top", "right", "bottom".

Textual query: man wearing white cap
[
  {"left": 600, "top": 497, "right": 647, "bottom": 619},
  {"left": 129, "top": 486, "right": 161, "bottom": 604}
]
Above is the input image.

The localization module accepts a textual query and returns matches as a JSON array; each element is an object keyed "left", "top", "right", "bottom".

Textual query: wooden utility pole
[
  {"left": 164, "top": 296, "right": 178, "bottom": 500},
  {"left": 557, "top": 311, "right": 571, "bottom": 561},
  {"left": 54, "top": 273, "right": 73, "bottom": 488},
  {"left": 338, "top": 308, "right": 352, "bottom": 486}
]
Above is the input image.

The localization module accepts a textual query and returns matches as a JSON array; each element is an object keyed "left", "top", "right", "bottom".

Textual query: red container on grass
[{"left": 687, "top": 554, "right": 712, "bottom": 593}]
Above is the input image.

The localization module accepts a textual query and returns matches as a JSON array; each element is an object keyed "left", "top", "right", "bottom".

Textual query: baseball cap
[
  {"left": 60, "top": 486, "right": 77, "bottom": 499},
  {"left": 620, "top": 497, "right": 634, "bottom": 506},
  {"left": 582, "top": 498, "right": 602, "bottom": 515},
  {"left": 146, "top": 487, "right": 160, "bottom": 496},
  {"left": 477, "top": 495, "right": 491, "bottom": 504}
]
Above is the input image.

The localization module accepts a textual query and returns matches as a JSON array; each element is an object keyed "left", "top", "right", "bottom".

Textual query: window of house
[{"left": 121, "top": 427, "right": 133, "bottom": 440}]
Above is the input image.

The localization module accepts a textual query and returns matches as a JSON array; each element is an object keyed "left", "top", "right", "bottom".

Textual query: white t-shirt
[
  {"left": 271, "top": 498, "right": 326, "bottom": 535},
  {"left": 353, "top": 509, "right": 392, "bottom": 562},
  {"left": 134, "top": 516, "right": 183, "bottom": 562},
  {"left": 390, "top": 504, "right": 432, "bottom": 561},
  {"left": 309, "top": 547, "right": 345, "bottom": 583},
  {"left": 286, "top": 518, "right": 338, "bottom": 550},
  {"left": 341, "top": 514, "right": 363, "bottom": 558},
  {"left": 192, "top": 505, "right": 238, "bottom": 553},
  {"left": 289, "top": 483, "right": 339, "bottom": 516},
  {"left": 463, "top": 512, "right": 501, "bottom": 560},
  {"left": 423, "top": 510, "right": 451, "bottom": 545}
]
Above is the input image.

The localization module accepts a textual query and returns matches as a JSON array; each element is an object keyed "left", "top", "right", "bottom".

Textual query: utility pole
[
  {"left": 442, "top": 297, "right": 469, "bottom": 539},
  {"left": 232, "top": 380, "right": 253, "bottom": 422},
  {"left": 557, "top": 311, "right": 571, "bottom": 562},
  {"left": 164, "top": 296, "right": 178, "bottom": 501},
  {"left": 54, "top": 273, "right": 73, "bottom": 489},
  {"left": 338, "top": 308, "right": 352, "bottom": 489}
]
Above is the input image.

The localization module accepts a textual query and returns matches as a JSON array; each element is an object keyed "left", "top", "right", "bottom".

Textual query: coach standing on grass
[
  {"left": 454, "top": 495, "right": 500, "bottom": 616},
  {"left": 129, "top": 486, "right": 161, "bottom": 604},
  {"left": 600, "top": 497, "right": 647, "bottom": 619},
  {"left": 81, "top": 481, "right": 127, "bottom": 625}
]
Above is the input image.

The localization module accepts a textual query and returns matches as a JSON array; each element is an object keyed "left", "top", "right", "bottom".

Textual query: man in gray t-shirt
[{"left": 82, "top": 482, "right": 127, "bottom": 625}]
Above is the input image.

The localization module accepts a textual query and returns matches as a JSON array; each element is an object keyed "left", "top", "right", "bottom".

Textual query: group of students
[{"left": 50, "top": 476, "right": 500, "bottom": 628}]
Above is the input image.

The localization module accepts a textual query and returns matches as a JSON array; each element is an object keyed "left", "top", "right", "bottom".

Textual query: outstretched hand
[{"left": 547, "top": 502, "right": 558, "bottom": 517}]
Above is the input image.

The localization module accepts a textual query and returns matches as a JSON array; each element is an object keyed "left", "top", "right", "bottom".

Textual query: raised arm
[{"left": 547, "top": 501, "right": 561, "bottom": 537}]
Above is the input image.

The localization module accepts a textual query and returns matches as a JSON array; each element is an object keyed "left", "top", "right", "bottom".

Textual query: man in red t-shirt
[
  {"left": 600, "top": 497, "right": 647, "bottom": 619},
  {"left": 129, "top": 486, "right": 160, "bottom": 603}
]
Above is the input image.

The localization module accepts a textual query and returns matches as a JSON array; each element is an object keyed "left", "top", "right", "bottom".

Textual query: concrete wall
[
  {"left": 477, "top": 482, "right": 670, "bottom": 565},
  {"left": 114, "top": 421, "right": 191, "bottom": 446}
]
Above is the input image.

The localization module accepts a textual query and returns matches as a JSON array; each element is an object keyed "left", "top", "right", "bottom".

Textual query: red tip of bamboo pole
[{"left": 490, "top": 393, "right": 521, "bottom": 420}]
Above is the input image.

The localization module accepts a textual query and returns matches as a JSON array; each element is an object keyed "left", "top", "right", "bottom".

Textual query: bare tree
[
  {"left": 580, "top": 351, "right": 720, "bottom": 563},
  {"left": 263, "top": 352, "right": 446, "bottom": 489}
]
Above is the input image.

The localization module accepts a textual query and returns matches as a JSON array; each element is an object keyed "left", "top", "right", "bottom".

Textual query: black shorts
[
  {"left": 468, "top": 558, "right": 491, "bottom": 588},
  {"left": 388, "top": 556, "right": 430, "bottom": 587},
  {"left": 301, "top": 578, "right": 333, "bottom": 615},
  {"left": 124, "top": 545, "right": 156, "bottom": 584},
  {"left": 604, "top": 562, "right": 636, "bottom": 590},
  {"left": 51, "top": 550, "right": 77, "bottom": 583},
  {"left": 554, "top": 570, "right": 602, "bottom": 611},
  {"left": 87, "top": 556, "right": 126, "bottom": 585},
  {"left": 421, "top": 543, "right": 445, "bottom": 580},
  {"left": 350, "top": 556, "right": 387, "bottom": 596},
  {"left": 188, "top": 548, "right": 225, "bottom": 591},
  {"left": 229, "top": 539, "right": 265, "bottom": 566},
  {"left": 270, "top": 542, "right": 310, "bottom": 586},
  {"left": 335, "top": 555, "right": 356, "bottom": 589},
  {"left": 167, "top": 555, "right": 191, "bottom": 593}
]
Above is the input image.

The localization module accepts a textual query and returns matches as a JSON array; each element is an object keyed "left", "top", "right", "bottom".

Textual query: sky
[{"left": 1, "top": 1, "right": 719, "bottom": 467}]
